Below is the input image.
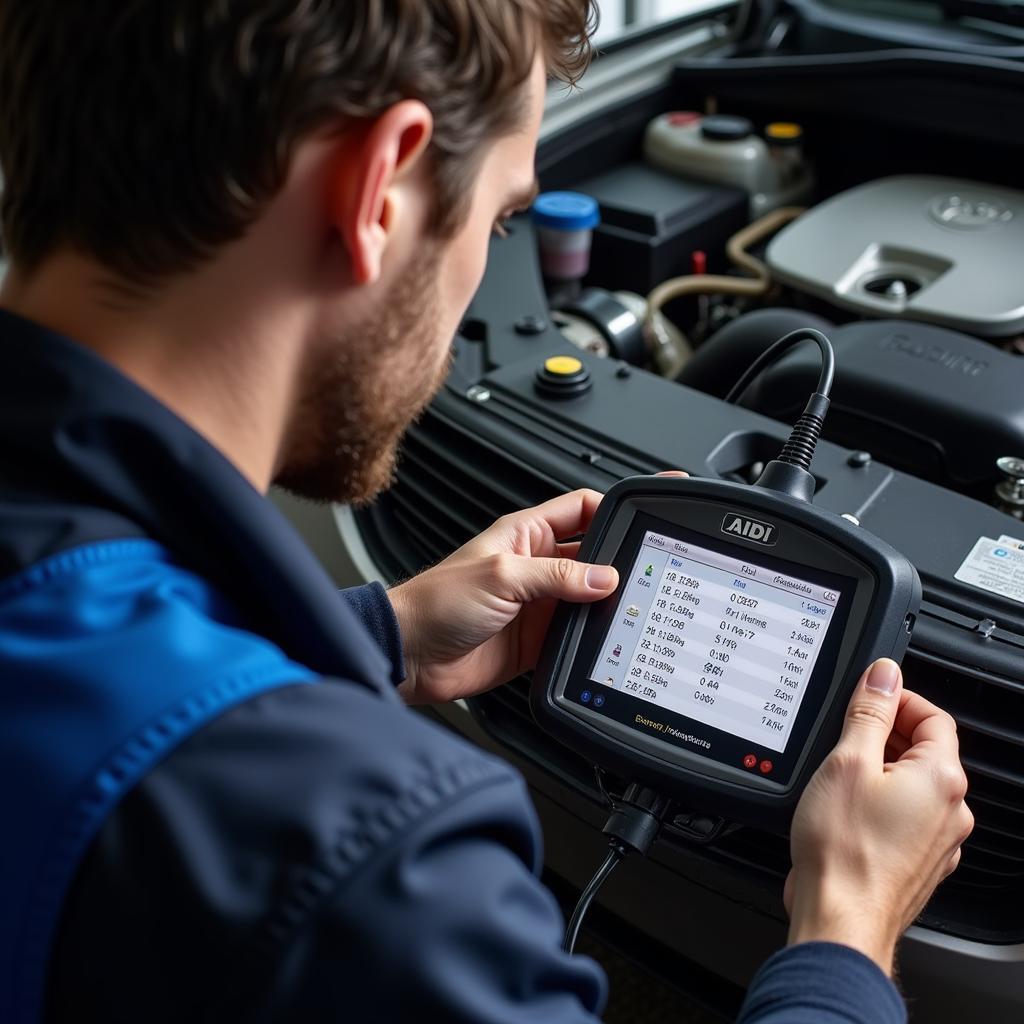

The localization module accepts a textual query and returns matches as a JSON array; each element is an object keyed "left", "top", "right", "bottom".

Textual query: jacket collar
[{"left": 0, "top": 308, "right": 397, "bottom": 697}]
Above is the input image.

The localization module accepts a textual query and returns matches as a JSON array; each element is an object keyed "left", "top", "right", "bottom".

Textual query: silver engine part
[{"left": 767, "top": 175, "right": 1024, "bottom": 338}]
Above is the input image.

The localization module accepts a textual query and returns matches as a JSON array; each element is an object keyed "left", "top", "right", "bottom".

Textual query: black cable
[
  {"left": 563, "top": 783, "right": 672, "bottom": 954},
  {"left": 724, "top": 327, "right": 835, "bottom": 406},
  {"left": 562, "top": 843, "right": 626, "bottom": 954},
  {"left": 772, "top": 390, "right": 830, "bottom": 474},
  {"left": 711, "top": 326, "right": 837, "bottom": 502},
  {"left": 593, "top": 765, "right": 615, "bottom": 808}
]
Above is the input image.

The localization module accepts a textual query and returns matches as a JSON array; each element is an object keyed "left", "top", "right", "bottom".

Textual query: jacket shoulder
[{"left": 0, "top": 539, "right": 318, "bottom": 1023}]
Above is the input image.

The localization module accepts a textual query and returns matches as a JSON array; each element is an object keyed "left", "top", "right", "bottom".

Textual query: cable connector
[
  {"left": 722, "top": 325, "right": 836, "bottom": 502},
  {"left": 601, "top": 782, "right": 672, "bottom": 857},
  {"left": 563, "top": 782, "right": 672, "bottom": 953},
  {"left": 755, "top": 391, "right": 830, "bottom": 503}
]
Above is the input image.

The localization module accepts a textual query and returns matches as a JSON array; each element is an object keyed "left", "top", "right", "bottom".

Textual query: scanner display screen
[{"left": 590, "top": 528, "right": 842, "bottom": 755}]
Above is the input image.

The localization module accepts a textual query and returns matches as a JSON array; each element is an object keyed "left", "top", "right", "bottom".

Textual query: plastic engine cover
[
  {"left": 744, "top": 319, "right": 1024, "bottom": 489},
  {"left": 767, "top": 176, "right": 1024, "bottom": 338}
]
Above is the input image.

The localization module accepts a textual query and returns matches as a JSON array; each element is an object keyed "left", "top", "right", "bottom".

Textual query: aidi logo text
[{"left": 722, "top": 514, "right": 777, "bottom": 546}]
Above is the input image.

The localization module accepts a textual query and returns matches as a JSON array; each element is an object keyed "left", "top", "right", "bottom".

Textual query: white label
[
  {"left": 997, "top": 534, "right": 1024, "bottom": 551},
  {"left": 955, "top": 537, "right": 1024, "bottom": 605}
]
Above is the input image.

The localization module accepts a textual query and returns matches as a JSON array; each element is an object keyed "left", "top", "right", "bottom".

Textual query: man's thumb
[
  {"left": 511, "top": 557, "right": 619, "bottom": 604},
  {"left": 836, "top": 659, "right": 903, "bottom": 761}
]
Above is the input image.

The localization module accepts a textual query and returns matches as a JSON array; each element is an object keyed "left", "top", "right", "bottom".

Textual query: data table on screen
[{"left": 591, "top": 530, "right": 841, "bottom": 752}]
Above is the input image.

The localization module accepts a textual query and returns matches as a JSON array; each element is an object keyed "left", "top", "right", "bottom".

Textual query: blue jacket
[{"left": 0, "top": 310, "right": 905, "bottom": 1023}]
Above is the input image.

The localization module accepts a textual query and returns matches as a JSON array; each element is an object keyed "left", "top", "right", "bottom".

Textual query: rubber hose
[{"left": 676, "top": 308, "right": 834, "bottom": 399}]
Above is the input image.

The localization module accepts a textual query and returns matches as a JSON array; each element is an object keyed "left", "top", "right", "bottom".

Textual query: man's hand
[
  {"left": 785, "top": 659, "right": 974, "bottom": 975},
  {"left": 388, "top": 489, "right": 619, "bottom": 705}
]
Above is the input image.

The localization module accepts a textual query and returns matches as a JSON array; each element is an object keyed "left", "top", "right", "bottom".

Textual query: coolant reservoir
[
  {"left": 645, "top": 113, "right": 813, "bottom": 217},
  {"left": 646, "top": 114, "right": 769, "bottom": 209}
]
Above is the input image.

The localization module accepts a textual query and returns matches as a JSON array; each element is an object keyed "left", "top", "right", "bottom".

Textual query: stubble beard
[{"left": 275, "top": 253, "right": 452, "bottom": 506}]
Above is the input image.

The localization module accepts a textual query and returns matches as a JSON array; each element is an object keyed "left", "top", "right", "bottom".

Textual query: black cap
[
  {"left": 701, "top": 115, "right": 753, "bottom": 142},
  {"left": 535, "top": 355, "right": 592, "bottom": 400}
]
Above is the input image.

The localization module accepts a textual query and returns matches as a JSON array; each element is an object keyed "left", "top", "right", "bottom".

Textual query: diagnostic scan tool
[{"left": 533, "top": 330, "right": 922, "bottom": 835}]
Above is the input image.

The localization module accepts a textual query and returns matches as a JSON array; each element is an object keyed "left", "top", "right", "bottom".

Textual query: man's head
[{"left": 0, "top": 1, "right": 597, "bottom": 501}]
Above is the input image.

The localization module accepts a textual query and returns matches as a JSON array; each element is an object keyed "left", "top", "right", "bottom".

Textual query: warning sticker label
[{"left": 955, "top": 538, "right": 1024, "bottom": 605}]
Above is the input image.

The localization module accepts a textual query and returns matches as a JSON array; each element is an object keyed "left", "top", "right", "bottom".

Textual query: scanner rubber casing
[{"left": 531, "top": 475, "right": 922, "bottom": 831}]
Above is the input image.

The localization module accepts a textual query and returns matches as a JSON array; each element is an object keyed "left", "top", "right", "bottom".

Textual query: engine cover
[
  {"left": 767, "top": 175, "right": 1024, "bottom": 338},
  {"left": 745, "top": 318, "right": 1024, "bottom": 490}
]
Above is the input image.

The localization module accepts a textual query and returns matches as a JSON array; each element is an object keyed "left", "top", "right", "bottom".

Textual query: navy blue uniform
[{"left": 0, "top": 310, "right": 904, "bottom": 1023}]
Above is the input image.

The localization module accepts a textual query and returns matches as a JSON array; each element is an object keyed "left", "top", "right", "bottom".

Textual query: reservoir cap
[
  {"left": 766, "top": 122, "right": 804, "bottom": 147},
  {"left": 536, "top": 355, "right": 592, "bottom": 399},
  {"left": 667, "top": 110, "right": 701, "bottom": 128},
  {"left": 701, "top": 115, "right": 753, "bottom": 142},
  {"left": 532, "top": 192, "right": 601, "bottom": 232},
  {"left": 545, "top": 356, "right": 585, "bottom": 376}
]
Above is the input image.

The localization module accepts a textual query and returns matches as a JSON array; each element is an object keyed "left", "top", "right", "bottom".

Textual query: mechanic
[{"left": 0, "top": 3, "right": 973, "bottom": 1022}]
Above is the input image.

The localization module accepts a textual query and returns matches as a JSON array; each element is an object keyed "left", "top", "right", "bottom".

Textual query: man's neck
[{"left": 0, "top": 251, "right": 306, "bottom": 494}]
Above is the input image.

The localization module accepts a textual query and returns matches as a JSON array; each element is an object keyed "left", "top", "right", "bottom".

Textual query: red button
[
  {"left": 759, "top": 759, "right": 774, "bottom": 774},
  {"left": 743, "top": 754, "right": 757, "bottom": 769},
  {"left": 668, "top": 111, "right": 700, "bottom": 127}
]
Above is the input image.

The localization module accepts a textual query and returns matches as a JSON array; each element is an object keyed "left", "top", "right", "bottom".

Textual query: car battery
[{"left": 574, "top": 162, "right": 748, "bottom": 297}]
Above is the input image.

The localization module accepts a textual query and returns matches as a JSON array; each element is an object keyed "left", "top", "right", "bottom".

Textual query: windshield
[{"left": 594, "top": 0, "right": 735, "bottom": 45}]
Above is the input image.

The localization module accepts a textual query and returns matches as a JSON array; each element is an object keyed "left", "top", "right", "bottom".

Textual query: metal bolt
[
  {"left": 886, "top": 279, "right": 908, "bottom": 302},
  {"left": 848, "top": 450, "right": 872, "bottom": 469},
  {"left": 997, "top": 456, "right": 1024, "bottom": 494},
  {"left": 615, "top": 362, "right": 632, "bottom": 379},
  {"left": 995, "top": 456, "right": 1024, "bottom": 517},
  {"left": 976, "top": 618, "right": 997, "bottom": 639},
  {"left": 514, "top": 315, "right": 547, "bottom": 336},
  {"left": 466, "top": 385, "right": 491, "bottom": 404}
]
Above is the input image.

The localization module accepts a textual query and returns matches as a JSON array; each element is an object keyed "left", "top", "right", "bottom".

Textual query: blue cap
[{"left": 532, "top": 191, "right": 600, "bottom": 231}]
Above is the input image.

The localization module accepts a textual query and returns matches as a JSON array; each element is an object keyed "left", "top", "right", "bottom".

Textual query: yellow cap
[
  {"left": 766, "top": 122, "right": 803, "bottom": 141},
  {"left": 545, "top": 356, "right": 584, "bottom": 377}
]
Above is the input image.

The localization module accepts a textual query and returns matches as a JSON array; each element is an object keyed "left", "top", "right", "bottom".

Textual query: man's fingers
[
  {"left": 893, "top": 690, "right": 962, "bottom": 764},
  {"left": 500, "top": 489, "right": 605, "bottom": 547},
  {"left": 783, "top": 870, "right": 795, "bottom": 917},
  {"left": 945, "top": 848, "right": 962, "bottom": 878},
  {"left": 525, "top": 478, "right": 685, "bottom": 546},
  {"left": 836, "top": 659, "right": 904, "bottom": 764},
  {"left": 489, "top": 479, "right": 684, "bottom": 559}
]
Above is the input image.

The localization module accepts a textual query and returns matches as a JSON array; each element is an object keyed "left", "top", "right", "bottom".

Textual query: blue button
[
  {"left": 532, "top": 192, "right": 601, "bottom": 231},
  {"left": 580, "top": 690, "right": 592, "bottom": 703},
  {"left": 593, "top": 695, "right": 606, "bottom": 708}
]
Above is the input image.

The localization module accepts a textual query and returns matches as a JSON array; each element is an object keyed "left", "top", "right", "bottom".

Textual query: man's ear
[{"left": 330, "top": 100, "right": 434, "bottom": 286}]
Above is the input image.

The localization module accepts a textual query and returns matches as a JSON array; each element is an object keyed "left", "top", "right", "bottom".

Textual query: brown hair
[{"left": 0, "top": 0, "right": 597, "bottom": 284}]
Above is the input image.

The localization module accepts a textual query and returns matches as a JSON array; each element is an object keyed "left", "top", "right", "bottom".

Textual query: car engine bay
[{"left": 351, "top": 7, "right": 1024, "bottom": 1016}]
